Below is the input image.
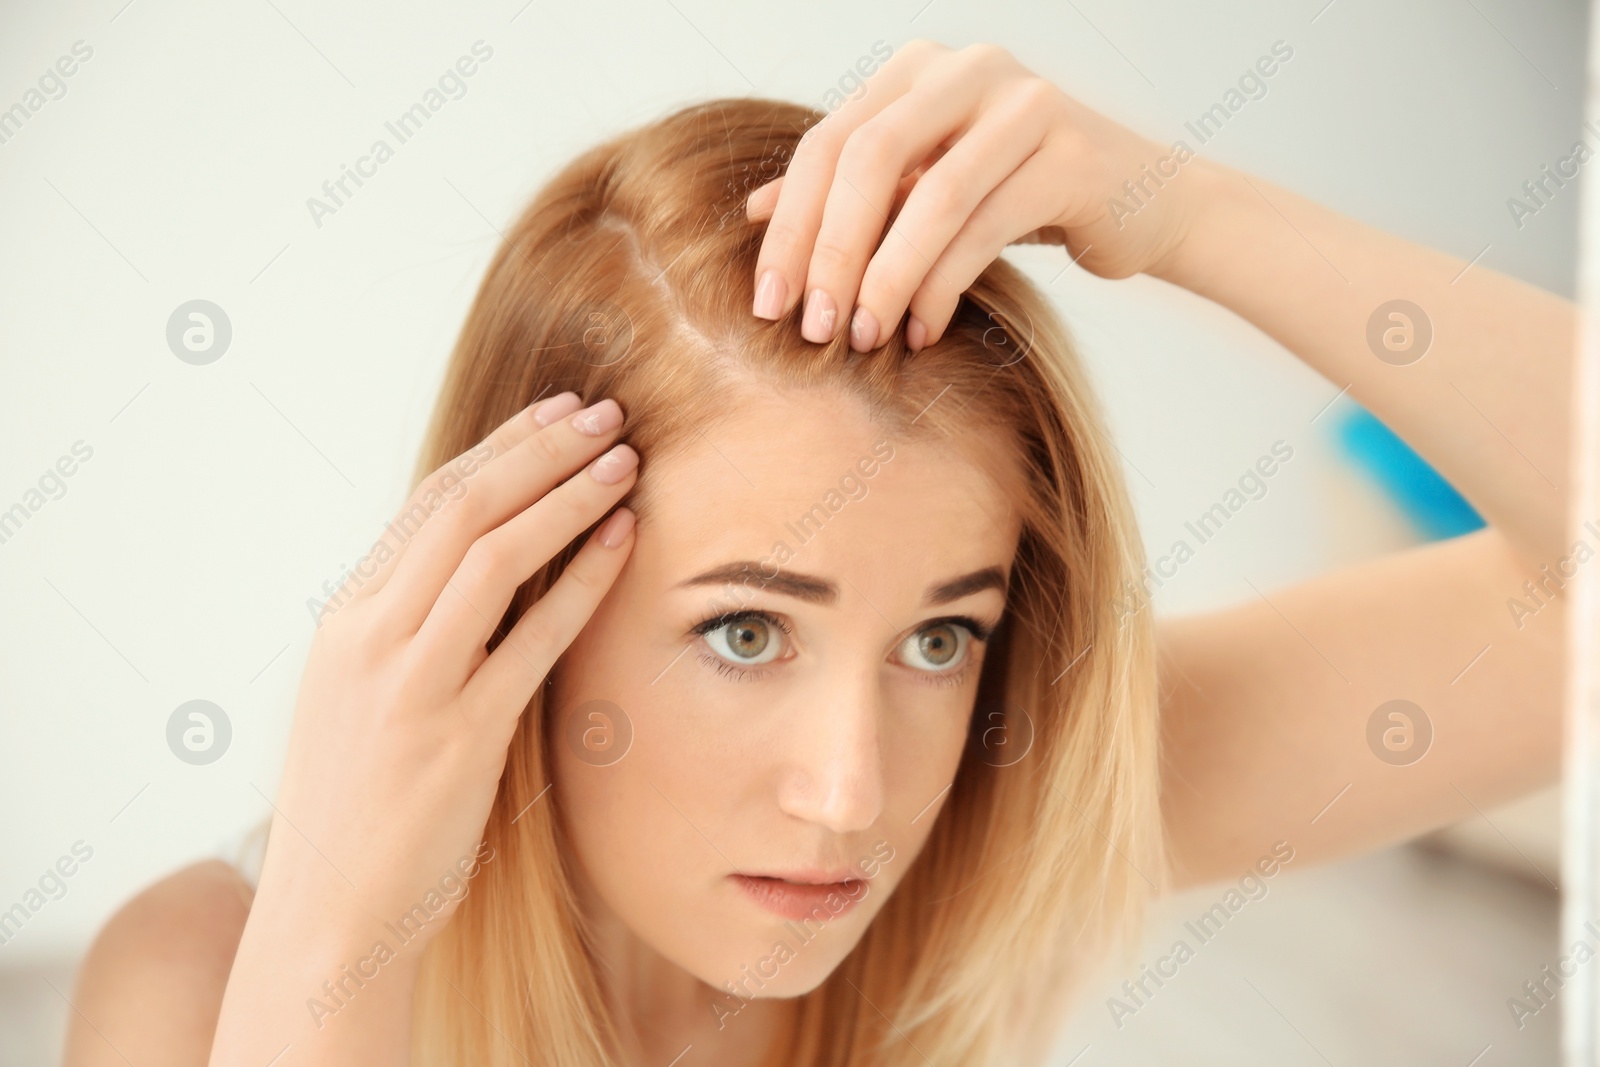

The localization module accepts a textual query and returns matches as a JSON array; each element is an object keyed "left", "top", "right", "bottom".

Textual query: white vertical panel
[{"left": 1564, "top": 1, "right": 1600, "bottom": 1061}]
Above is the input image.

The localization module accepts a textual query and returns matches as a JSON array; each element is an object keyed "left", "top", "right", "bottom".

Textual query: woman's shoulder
[
  {"left": 63, "top": 848, "right": 260, "bottom": 1064},
  {"left": 84, "top": 856, "right": 256, "bottom": 965}
]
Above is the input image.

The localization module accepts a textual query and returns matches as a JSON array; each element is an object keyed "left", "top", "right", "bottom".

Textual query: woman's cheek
[{"left": 633, "top": 684, "right": 733, "bottom": 767}]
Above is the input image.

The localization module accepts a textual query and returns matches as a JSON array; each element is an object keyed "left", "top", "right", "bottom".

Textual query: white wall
[{"left": 0, "top": 0, "right": 1584, "bottom": 981}]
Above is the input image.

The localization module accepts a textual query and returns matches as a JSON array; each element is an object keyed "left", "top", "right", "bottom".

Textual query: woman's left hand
[{"left": 745, "top": 38, "right": 1201, "bottom": 352}]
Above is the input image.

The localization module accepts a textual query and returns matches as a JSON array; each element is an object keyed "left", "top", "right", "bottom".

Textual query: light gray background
[{"left": 0, "top": 0, "right": 1586, "bottom": 1063}]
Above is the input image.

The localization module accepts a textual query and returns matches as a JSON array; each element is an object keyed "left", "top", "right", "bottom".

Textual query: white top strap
[{"left": 217, "top": 818, "right": 271, "bottom": 891}]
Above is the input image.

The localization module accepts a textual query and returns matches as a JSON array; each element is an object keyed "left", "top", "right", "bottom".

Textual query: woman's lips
[{"left": 730, "top": 873, "right": 867, "bottom": 921}]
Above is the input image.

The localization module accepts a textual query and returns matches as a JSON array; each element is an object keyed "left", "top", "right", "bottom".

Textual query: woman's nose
[{"left": 775, "top": 670, "right": 886, "bottom": 835}]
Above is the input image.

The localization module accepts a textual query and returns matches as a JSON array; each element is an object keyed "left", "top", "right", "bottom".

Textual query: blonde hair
[{"left": 405, "top": 96, "right": 1167, "bottom": 1065}]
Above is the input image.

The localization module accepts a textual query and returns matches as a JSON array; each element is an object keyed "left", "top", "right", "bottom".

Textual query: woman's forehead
[{"left": 635, "top": 450, "right": 1018, "bottom": 600}]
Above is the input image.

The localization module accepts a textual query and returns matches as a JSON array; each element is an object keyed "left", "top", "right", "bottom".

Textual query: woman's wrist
[
  {"left": 1141, "top": 153, "right": 1254, "bottom": 292},
  {"left": 242, "top": 878, "right": 394, "bottom": 961},
  {"left": 210, "top": 888, "right": 425, "bottom": 1065}
]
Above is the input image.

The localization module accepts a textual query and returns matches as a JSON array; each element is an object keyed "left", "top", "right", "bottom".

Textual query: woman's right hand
[
  {"left": 743, "top": 39, "right": 1207, "bottom": 351},
  {"left": 255, "top": 390, "right": 638, "bottom": 945}
]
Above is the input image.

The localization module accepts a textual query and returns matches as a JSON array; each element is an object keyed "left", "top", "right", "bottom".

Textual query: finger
[
  {"left": 796, "top": 51, "right": 1004, "bottom": 346},
  {"left": 882, "top": 169, "right": 925, "bottom": 226},
  {"left": 852, "top": 80, "right": 1053, "bottom": 353},
  {"left": 412, "top": 441, "right": 639, "bottom": 682},
  {"left": 746, "top": 177, "right": 783, "bottom": 220},
  {"left": 372, "top": 397, "right": 628, "bottom": 642},
  {"left": 760, "top": 169, "right": 920, "bottom": 225},
  {"left": 887, "top": 143, "right": 951, "bottom": 215},
  {"left": 749, "top": 41, "right": 943, "bottom": 323},
  {"left": 332, "top": 391, "right": 584, "bottom": 611},
  {"left": 1008, "top": 224, "right": 1069, "bottom": 246},
  {"left": 460, "top": 505, "right": 637, "bottom": 730},
  {"left": 748, "top": 120, "right": 934, "bottom": 223},
  {"left": 905, "top": 149, "right": 1062, "bottom": 351},
  {"left": 749, "top": 157, "right": 931, "bottom": 223}
]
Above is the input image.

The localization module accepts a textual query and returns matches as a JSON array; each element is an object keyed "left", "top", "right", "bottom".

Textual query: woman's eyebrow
[{"left": 672, "top": 563, "right": 1008, "bottom": 607}]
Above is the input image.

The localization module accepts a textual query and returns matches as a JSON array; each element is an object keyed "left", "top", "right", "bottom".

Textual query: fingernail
[
  {"left": 590, "top": 444, "right": 638, "bottom": 485},
  {"left": 905, "top": 316, "right": 927, "bottom": 352},
  {"left": 597, "top": 507, "right": 636, "bottom": 548},
  {"left": 801, "top": 288, "right": 837, "bottom": 343},
  {"left": 532, "top": 391, "right": 582, "bottom": 427},
  {"left": 571, "top": 398, "right": 623, "bottom": 436},
  {"left": 850, "top": 306, "right": 879, "bottom": 351},
  {"left": 753, "top": 269, "right": 786, "bottom": 319}
]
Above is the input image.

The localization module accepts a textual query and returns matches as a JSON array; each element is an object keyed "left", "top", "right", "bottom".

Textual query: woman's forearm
[
  {"left": 1148, "top": 154, "right": 1576, "bottom": 568},
  {"left": 208, "top": 880, "right": 420, "bottom": 1067}
]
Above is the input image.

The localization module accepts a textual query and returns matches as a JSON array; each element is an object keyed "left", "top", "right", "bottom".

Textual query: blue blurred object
[{"left": 1330, "top": 404, "right": 1485, "bottom": 541}]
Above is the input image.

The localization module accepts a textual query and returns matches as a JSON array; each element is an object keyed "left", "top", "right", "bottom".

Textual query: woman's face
[{"left": 548, "top": 382, "right": 1021, "bottom": 1006}]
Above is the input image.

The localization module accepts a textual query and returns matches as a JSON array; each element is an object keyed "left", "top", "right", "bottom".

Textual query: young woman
[{"left": 65, "top": 39, "right": 1571, "bottom": 1067}]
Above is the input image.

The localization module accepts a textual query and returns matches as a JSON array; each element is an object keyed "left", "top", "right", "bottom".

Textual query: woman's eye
[
  {"left": 898, "top": 622, "right": 971, "bottom": 674},
  {"left": 694, "top": 613, "right": 982, "bottom": 681},
  {"left": 703, "top": 615, "right": 785, "bottom": 666}
]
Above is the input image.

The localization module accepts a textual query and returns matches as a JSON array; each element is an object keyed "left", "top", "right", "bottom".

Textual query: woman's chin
[
  {"left": 722, "top": 920, "right": 874, "bottom": 991},
  {"left": 694, "top": 943, "right": 849, "bottom": 1000}
]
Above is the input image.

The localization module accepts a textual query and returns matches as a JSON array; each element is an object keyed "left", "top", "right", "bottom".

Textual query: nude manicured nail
[
  {"left": 801, "top": 288, "right": 837, "bottom": 343},
  {"left": 590, "top": 444, "right": 638, "bottom": 485},
  {"left": 597, "top": 507, "right": 636, "bottom": 548},
  {"left": 905, "top": 316, "right": 927, "bottom": 352},
  {"left": 571, "top": 399, "right": 623, "bottom": 436},
  {"left": 850, "top": 306, "right": 879, "bottom": 351},
  {"left": 532, "top": 391, "right": 582, "bottom": 427},
  {"left": 753, "top": 269, "right": 786, "bottom": 319}
]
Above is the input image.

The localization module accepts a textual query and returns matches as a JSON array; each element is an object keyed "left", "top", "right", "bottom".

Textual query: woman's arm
[
  {"left": 206, "top": 392, "right": 640, "bottom": 1064},
  {"left": 1148, "top": 154, "right": 1574, "bottom": 568},
  {"left": 742, "top": 39, "right": 1575, "bottom": 889},
  {"left": 1143, "top": 155, "right": 1576, "bottom": 887},
  {"left": 1128, "top": 152, "right": 1578, "bottom": 885},
  {"left": 1155, "top": 523, "right": 1566, "bottom": 888}
]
